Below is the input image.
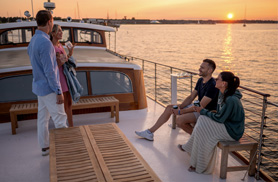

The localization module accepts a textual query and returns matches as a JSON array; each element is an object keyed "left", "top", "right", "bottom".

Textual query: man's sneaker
[
  {"left": 42, "top": 147, "right": 49, "bottom": 156},
  {"left": 135, "top": 129, "right": 154, "bottom": 141}
]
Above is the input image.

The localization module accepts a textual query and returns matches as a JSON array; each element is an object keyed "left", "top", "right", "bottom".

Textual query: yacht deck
[{"left": 0, "top": 98, "right": 262, "bottom": 182}]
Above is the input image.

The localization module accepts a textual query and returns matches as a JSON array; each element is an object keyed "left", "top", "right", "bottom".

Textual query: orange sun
[{"left": 227, "top": 13, "right": 234, "bottom": 19}]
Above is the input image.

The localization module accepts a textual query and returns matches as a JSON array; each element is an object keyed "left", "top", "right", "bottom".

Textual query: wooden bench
[
  {"left": 217, "top": 134, "right": 258, "bottom": 179},
  {"left": 9, "top": 96, "right": 119, "bottom": 135},
  {"left": 49, "top": 123, "right": 161, "bottom": 182}
]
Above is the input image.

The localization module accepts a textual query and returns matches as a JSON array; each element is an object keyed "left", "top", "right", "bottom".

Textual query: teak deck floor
[{"left": 49, "top": 123, "right": 161, "bottom": 182}]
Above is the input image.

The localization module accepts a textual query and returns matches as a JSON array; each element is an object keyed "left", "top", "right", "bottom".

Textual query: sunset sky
[{"left": 0, "top": 0, "right": 277, "bottom": 20}]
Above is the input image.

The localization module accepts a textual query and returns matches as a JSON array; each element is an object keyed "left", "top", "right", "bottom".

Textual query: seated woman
[{"left": 178, "top": 71, "right": 245, "bottom": 174}]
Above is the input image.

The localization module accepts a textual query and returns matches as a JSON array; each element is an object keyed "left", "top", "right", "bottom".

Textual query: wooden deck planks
[
  {"left": 50, "top": 127, "right": 106, "bottom": 182},
  {"left": 85, "top": 124, "right": 161, "bottom": 182},
  {"left": 50, "top": 123, "right": 161, "bottom": 182}
]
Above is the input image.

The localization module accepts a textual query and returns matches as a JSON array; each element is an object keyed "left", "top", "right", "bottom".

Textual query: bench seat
[
  {"left": 217, "top": 134, "right": 258, "bottom": 179},
  {"left": 9, "top": 96, "right": 119, "bottom": 134}
]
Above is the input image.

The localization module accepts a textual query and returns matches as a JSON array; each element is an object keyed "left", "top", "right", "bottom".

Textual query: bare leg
[
  {"left": 63, "top": 91, "right": 73, "bottom": 127},
  {"left": 176, "top": 113, "right": 197, "bottom": 134},
  {"left": 149, "top": 105, "right": 173, "bottom": 133}
]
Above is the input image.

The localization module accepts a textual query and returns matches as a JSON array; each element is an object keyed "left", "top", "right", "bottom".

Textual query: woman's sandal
[
  {"left": 177, "top": 144, "right": 186, "bottom": 152},
  {"left": 188, "top": 166, "right": 196, "bottom": 172}
]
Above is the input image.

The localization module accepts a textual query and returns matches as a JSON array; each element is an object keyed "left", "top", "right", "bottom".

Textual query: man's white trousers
[{"left": 37, "top": 93, "right": 67, "bottom": 148}]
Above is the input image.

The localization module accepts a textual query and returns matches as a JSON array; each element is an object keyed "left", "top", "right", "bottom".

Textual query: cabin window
[
  {"left": 0, "top": 28, "right": 32, "bottom": 45},
  {"left": 90, "top": 71, "right": 132, "bottom": 95},
  {"left": 60, "top": 28, "right": 71, "bottom": 42},
  {"left": 0, "top": 74, "right": 36, "bottom": 102},
  {"left": 74, "top": 29, "right": 102, "bottom": 44},
  {"left": 76, "top": 71, "right": 88, "bottom": 96},
  {"left": 0, "top": 71, "right": 88, "bottom": 102}
]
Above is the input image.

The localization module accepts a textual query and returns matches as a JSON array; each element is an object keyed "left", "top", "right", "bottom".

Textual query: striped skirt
[{"left": 181, "top": 115, "right": 234, "bottom": 174}]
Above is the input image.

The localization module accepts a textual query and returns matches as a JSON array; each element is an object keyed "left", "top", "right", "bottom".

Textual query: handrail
[
  {"left": 239, "top": 85, "right": 271, "bottom": 97},
  {"left": 267, "top": 101, "right": 278, "bottom": 107},
  {"left": 107, "top": 49, "right": 198, "bottom": 75}
]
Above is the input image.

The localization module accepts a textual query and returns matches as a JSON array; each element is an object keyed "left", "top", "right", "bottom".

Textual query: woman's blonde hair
[{"left": 50, "top": 24, "right": 61, "bottom": 41}]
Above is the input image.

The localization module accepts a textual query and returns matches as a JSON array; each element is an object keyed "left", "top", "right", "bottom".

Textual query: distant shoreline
[
  {"left": 0, "top": 16, "right": 277, "bottom": 24},
  {"left": 113, "top": 19, "right": 278, "bottom": 24}
]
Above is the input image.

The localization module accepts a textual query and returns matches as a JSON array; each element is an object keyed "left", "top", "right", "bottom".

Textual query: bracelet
[{"left": 178, "top": 109, "right": 181, "bottom": 115}]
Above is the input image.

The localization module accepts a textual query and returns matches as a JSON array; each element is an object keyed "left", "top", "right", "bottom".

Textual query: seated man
[{"left": 135, "top": 59, "right": 219, "bottom": 141}]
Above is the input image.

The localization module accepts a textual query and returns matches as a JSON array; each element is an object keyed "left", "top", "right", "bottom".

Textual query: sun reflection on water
[{"left": 220, "top": 24, "right": 237, "bottom": 74}]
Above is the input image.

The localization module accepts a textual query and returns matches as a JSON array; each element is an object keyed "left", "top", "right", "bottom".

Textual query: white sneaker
[{"left": 135, "top": 129, "right": 154, "bottom": 141}]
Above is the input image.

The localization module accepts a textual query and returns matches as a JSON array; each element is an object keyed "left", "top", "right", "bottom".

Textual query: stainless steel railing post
[
  {"left": 142, "top": 60, "right": 144, "bottom": 73},
  {"left": 155, "top": 63, "right": 157, "bottom": 101},
  {"left": 255, "top": 95, "right": 268, "bottom": 180},
  {"left": 190, "top": 74, "right": 193, "bottom": 93},
  {"left": 114, "top": 31, "right": 117, "bottom": 52},
  {"left": 108, "top": 32, "right": 111, "bottom": 50}
]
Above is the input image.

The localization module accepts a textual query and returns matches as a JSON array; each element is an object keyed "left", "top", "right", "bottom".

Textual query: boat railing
[{"left": 107, "top": 49, "right": 278, "bottom": 181}]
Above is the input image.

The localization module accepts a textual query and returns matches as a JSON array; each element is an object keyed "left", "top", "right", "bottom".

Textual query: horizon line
[{"left": 0, "top": 16, "right": 277, "bottom": 22}]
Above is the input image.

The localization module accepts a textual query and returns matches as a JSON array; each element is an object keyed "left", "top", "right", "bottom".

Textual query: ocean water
[
  {"left": 109, "top": 24, "right": 278, "bottom": 104},
  {"left": 108, "top": 24, "right": 278, "bottom": 180}
]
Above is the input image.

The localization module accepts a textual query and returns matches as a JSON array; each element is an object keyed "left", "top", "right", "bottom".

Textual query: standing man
[
  {"left": 28, "top": 10, "right": 67, "bottom": 156},
  {"left": 135, "top": 59, "right": 219, "bottom": 141}
]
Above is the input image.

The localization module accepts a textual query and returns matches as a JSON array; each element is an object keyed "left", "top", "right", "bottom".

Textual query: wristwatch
[{"left": 57, "top": 89, "right": 61, "bottom": 95}]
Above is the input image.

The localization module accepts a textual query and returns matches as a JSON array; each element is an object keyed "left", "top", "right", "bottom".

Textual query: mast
[
  {"left": 243, "top": 5, "right": 246, "bottom": 27},
  {"left": 31, "top": 0, "right": 34, "bottom": 20},
  {"left": 77, "top": 2, "right": 80, "bottom": 20}
]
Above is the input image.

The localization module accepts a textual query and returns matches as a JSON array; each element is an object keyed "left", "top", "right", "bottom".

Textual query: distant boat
[{"left": 150, "top": 20, "right": 160, "bottom": 24}]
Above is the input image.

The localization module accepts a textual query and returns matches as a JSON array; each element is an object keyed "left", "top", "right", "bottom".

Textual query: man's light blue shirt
[{"left": 27, "top": 30, "right": 61, "bottom": 96}]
